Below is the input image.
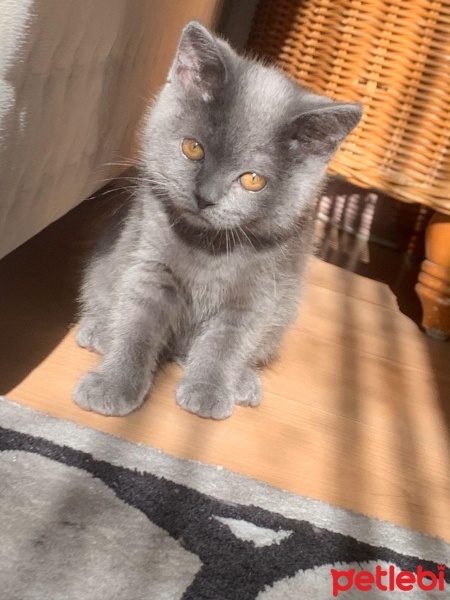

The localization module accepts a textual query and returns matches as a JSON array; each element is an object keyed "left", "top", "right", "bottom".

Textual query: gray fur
[{"left": 73, "top": 22, "right": 362, "bottom": 419}]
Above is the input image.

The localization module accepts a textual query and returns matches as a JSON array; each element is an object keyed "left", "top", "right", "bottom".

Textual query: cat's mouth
[
  {"left": 165, "top": 201, "right": 218, "bottom": 231},
  {"left": 180, "top": 207, "right": 214, "bottom": 227},
  {"left": 146, "top": 180, "right": 214, "bottom": 227}
]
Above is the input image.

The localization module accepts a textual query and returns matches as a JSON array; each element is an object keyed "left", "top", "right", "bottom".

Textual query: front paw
[
  {"left": 76, "top": 318, "right": 106, "bottom": 354},
  {"left": 176, "top": 379, "right": 235, "bottom": 420},
  {"left": 73, "top": 371, "right": 145, "bottom": 416},
  {"left": 235, "top": 368, "right": 262, "bottom": 407}
]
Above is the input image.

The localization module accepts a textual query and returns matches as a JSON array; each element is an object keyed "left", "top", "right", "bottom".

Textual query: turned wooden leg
[
  {"left": 394, "top": 200, "right": 432, "bottom": 258},
  {"left": 415, "top": 212, "right": 450, "bottom": 340}
]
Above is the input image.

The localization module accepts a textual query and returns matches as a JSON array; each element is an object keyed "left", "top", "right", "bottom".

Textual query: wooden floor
[{"left": 1, "top": 193, "right": 450, "bottom": 542}]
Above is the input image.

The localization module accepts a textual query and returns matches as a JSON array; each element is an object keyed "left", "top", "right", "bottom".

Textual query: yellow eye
[
  {"left": 239, "top": 172, "right": 267, "bottom": 192},
  {"left": 181, "top": 138, "right": 205, "bottom": 161}
]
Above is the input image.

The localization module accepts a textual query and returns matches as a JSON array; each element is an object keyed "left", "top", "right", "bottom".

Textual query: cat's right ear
[{"left": 168, "top": 21, "right": 227, "bottom": 102}]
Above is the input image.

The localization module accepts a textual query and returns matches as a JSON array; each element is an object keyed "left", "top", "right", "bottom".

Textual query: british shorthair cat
[{"left": 73, "top": 21, "right": 362, "bottom": 419}]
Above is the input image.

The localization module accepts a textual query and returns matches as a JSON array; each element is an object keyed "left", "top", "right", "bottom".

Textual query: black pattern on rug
[{"left": 1, "top": 425, "right": 448, "bottom": 600}]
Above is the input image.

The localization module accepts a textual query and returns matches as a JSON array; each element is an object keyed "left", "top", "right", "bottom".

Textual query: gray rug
[{"left": 0, "top": 397, "right": 449, "bottom": 600}]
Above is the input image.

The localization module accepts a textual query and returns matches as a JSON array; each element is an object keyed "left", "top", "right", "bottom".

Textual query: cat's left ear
[
  {"left": 168, "top": 21, "right": 227, "bottom": 102},
  {"left": 290, "top": 103, "right": 362, "bottom": 160}
]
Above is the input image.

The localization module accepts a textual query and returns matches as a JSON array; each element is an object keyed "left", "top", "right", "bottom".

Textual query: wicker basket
[{"left": 248, "top": 0, "right": 450, "bottom": 215}]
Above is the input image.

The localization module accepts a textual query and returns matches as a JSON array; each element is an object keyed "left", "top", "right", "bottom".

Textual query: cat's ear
[
  {"left": 168, "top": 21, "right": 227, "bottom": 102},
  {"left": 290, "top": 103, "right": 362, "bottom": 159}
]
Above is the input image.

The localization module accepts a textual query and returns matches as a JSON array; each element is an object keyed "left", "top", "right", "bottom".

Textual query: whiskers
[
  {"left": 88, "top": 160, "right": 174, "bottom": 209},
  {"left": 87, "top": 157, "right": 168, "bottom": 197},
  {"left": 237, "top": 226, "right": 256, "bottom": 252}
]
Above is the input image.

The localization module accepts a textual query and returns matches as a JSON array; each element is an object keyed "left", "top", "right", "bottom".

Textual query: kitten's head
[{"left": 140, "top": 21, "right": 361, "bottom": 241}]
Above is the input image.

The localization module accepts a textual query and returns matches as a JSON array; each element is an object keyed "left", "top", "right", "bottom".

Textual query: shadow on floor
[
  {"left": 315, "top": 175, "right": 436, "bottom": 327},
  {"left": 315, "top": 218, "right": 450, "bottom": 444},
  {"left": 315, "top": 222, "right": 423, "bottom": 326},
  {"left": 0, "top": 181, "right": 131, "bottom": 394}
]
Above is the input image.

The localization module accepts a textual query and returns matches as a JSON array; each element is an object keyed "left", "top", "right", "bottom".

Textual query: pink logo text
[{"left": 331, "top": 564, "right": 446, "bottom": 597}]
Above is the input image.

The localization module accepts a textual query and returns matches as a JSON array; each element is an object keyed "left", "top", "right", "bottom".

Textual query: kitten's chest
[{"left": 168, "top": 246, "right": 246, "bottom": 314}]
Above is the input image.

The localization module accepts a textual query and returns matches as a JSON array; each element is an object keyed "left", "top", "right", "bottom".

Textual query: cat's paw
[
  {"left": 73, "top": 371, "right": 144, "bottom": 416},
  {"left": 176, "top": 380, "right": 235, "bottom": 420},
  {"left": 235, "top": 368, "right": 262, "bottom": 407},
  {"left": 76, "top": 318, "right": 106, "bottom": 354}
]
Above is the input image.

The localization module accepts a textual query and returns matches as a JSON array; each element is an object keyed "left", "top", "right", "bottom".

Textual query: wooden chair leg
[{"left": 415, "top": 212, "right": 450, "bottom": 340}]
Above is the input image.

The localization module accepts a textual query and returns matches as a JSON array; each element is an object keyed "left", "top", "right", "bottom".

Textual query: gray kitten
[{"left": 73, "top": 21, "right": 361, "bottom": 419}]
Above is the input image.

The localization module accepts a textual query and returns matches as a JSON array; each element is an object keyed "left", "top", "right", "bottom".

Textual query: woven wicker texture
[{"left": 248, "top": 0, "right": 450, "bottom": 214}]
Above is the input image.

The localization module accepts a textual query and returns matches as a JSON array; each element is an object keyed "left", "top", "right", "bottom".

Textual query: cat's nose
[{"left": 195, "top": 193, "right": 214, "bottom": 211}]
